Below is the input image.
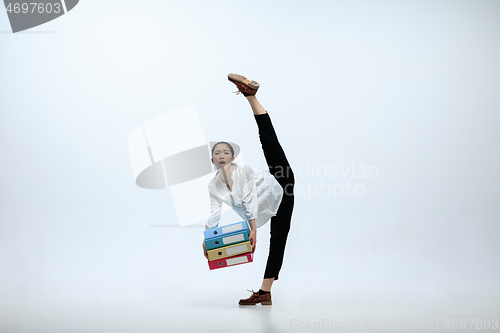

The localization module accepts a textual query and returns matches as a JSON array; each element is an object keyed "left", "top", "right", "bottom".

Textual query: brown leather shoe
[
  {"left": 228, "top": 73, "right": 260, "bottom": 96},
  {"left": 238, "top": 289, "right": 272, "bottom": 306}
]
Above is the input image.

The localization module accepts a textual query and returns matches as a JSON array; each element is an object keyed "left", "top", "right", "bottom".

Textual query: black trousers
[{"left": 254, "top": 112, "right": 295, "bottom": 281}]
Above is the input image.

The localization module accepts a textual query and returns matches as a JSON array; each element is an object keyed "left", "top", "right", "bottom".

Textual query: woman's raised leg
[{"left": 246, "top": 96, "right": 294, "bottom": 190}]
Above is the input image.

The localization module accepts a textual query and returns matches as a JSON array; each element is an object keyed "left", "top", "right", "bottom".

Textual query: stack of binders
[{"left": 204, "top": 221, "right": 254, "bottom": 270}]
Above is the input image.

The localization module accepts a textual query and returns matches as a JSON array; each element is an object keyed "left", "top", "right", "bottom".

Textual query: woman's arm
[
  {"left": 248, "top": 218, "right": 257, "bottom": 253},
  {"left": 205, "top": 189, "right": 222, "bottom": 230},
  {"left": 241, "top": 165, "right": 258, "bottom": 253},
  {"left": 241, "top": 165, "right": 258, "bottom": 223},
  {"left": 203, "top": 187, "right": 222, "bottom": 258}
]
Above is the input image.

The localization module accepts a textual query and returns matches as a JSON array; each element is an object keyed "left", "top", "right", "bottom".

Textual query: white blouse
[{"left": 205, "top": 162, "right": 284, "bottom": 230}]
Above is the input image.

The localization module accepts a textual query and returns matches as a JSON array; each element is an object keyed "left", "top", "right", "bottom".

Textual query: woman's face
[{"left": 211, "top": 143, "right": 235, "bottom": 170}]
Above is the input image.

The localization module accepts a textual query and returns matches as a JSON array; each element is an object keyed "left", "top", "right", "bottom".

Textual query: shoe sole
[
  {"left": 239, "top": 301, "right": 272, "bottom": 305},
  {"left": 228, "top": 73, "right": 260, "bottom": 90}
]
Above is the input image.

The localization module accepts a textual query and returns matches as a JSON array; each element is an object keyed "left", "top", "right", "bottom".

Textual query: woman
[{"left": 202, "top": 73, "right": 295, "bottom": 306}]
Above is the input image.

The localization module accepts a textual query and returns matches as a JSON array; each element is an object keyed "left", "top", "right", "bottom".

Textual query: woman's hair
[{"left": 211, "top": 141, "right": 234, "bottom": 158}]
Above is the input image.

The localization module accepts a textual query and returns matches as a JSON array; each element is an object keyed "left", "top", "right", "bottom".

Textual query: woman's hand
[
  {"left": 249, "top": 229, "right": 257, "bottom": 253},
  {"left": 202, "top": 240, "right": 208, "bottom": 259}
]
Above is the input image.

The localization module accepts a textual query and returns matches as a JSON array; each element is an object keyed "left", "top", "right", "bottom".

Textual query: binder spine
[
  {"left": 204, "top": 221, "right": 250, "bottom": 240},
  {"left": 208, "top": 252, "right": 254, "bottom": 270},
  {"left": 207, "top": 241, "right": 252, "bottom": 261},
  {"left": 204, "top": 230, "right": 249, "bottom": 251}
]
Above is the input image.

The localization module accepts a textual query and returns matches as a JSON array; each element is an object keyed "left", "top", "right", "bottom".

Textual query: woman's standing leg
[{"left": 246, "top": 96, "right": 295, "bottom": 291}]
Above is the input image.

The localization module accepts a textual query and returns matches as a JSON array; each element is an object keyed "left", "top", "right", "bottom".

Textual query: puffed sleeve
[
  {"left": 205, "top": 186, "right": 222, "bottom": 230},
  {"left": 241, "top": 165, "right": 258, "bottom": 221}
]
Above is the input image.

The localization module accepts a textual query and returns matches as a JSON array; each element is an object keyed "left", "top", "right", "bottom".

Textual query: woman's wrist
[{"left": 249, "top": 219, "right": 256, "bottom": 233}]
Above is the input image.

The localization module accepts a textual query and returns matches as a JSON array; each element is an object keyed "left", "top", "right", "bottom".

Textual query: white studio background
[{"left": 1, "top": 1, "right": 499, "bottom": 332}]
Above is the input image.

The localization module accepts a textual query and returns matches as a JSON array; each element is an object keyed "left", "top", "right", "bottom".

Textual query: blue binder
[
  {"left": 204, "top": 229, "right": 250, "bottom": 251},
  {"left": 204, "top": 221, "right": 250, "bottom": 240}
]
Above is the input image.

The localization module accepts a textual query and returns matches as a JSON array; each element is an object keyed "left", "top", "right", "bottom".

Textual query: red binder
[{"left": 208, "top": 252, "right": 253, "bottom": 270}]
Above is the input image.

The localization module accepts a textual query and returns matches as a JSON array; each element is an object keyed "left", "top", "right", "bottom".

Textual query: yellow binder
[{"left": 207, "top": 241, "right": 252, "bottom": 261}]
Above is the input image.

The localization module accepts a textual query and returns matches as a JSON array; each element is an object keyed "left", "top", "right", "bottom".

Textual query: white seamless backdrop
[{"left": 0, "top": 1, "right": 499, "bottom": 332}]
